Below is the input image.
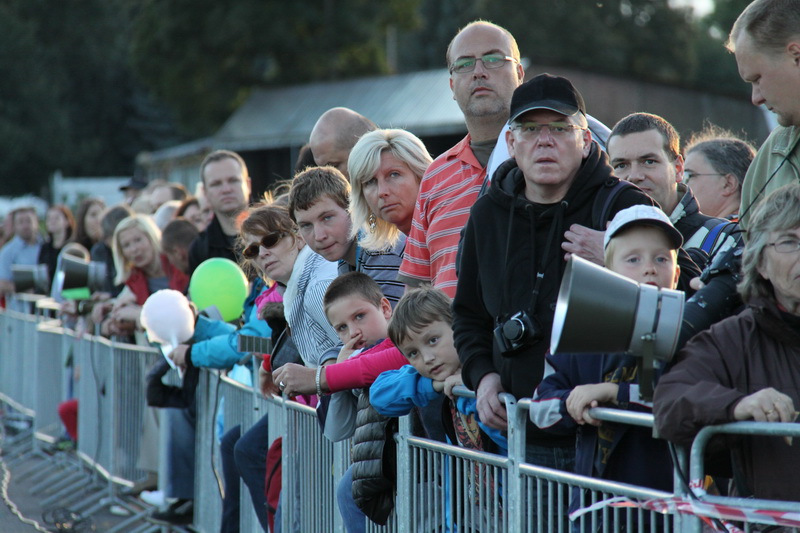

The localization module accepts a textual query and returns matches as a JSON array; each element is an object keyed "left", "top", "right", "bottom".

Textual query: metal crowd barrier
[
  {"left": 687, "top": 421, "right": 800, "bottom": 533},
  {"left": 3, "top": 299, "right": 800, "bottom": 533}
]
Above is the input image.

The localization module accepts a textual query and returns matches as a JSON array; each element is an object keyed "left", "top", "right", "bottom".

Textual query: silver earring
[{"left": 368, "top": 213, "right": 377, "bottom": 232}]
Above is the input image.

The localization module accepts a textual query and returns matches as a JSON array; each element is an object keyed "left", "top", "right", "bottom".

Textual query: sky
[{"left": 670, "top": 0, "right": 714, "bottom": 17}]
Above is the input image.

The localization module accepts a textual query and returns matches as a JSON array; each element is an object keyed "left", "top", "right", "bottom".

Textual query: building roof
[
  {"left": 141, "top": 64, "right": 767, "bottom": 165},
  {"left": 211, "top": 69, "right": 463, "bottom": 152},
  {"left": 141, "top": 68, "right": 465, "bottom": 164}
]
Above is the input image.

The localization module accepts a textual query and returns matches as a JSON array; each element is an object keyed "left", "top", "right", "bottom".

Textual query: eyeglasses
[
  {"left": 511, "top": 121, "right": 585, "bottom": 140},
  {"left": 450, "top": 53, "right": 517, "bottom": 74},
  {"left": 683, "top": 171, "right": 723, "bottom": 182},
  {"left": 242, "top": 232, "right": 286, "bottom": 259},
  {"left": 767, "top": 238, "right": 800, "bottom": 254}
]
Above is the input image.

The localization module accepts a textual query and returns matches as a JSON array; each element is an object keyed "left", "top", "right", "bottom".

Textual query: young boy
[
  {"left": 530, "top": 205, "right": 682, "bottom": 514},
  {"left": 370, "top": 287, "right": 506, "bottom": 532},
  {"left": 370, "top": 286, "right": 506, "bottom": 454},
  {"left": 288, "top": 166, "right": 405, "bottom": 306},
  {"left": 319, "top": 272, "right": 403, "bottom": 530}
]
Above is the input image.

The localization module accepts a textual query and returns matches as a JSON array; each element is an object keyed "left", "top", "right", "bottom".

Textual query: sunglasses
[{"left": 242, "top": 232, "right": 287, "bottom": 259}]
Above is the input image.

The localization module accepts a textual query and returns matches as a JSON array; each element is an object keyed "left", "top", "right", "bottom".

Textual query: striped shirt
[
  {"left": 338, "top": 234, "right": 406, "bottom": 307},
  {"left": 284, "top": 245, "right": 340, "bottom": 367},
  {"left": 398, "top": 135, "right": 485, "bottom": 298}
]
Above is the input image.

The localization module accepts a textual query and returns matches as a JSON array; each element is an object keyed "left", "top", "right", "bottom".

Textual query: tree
[
  {"left": 0, "top": 0, "right": 183, "bottom": 196},
  {"left": 130, "top": 0, "right": 421, "bottom": 136}
]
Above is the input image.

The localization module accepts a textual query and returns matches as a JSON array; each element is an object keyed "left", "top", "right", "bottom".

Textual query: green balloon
[{"left": 189, "top": 258, "right": 248, "bottom": 322}]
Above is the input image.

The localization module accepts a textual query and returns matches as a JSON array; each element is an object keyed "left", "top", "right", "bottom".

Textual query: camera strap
[{"left": 498, "top": 196, "right": 566, "bottom": 322}]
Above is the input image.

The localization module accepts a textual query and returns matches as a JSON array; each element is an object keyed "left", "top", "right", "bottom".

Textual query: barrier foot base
[{"left": 30, "top": 466, "right": 85, "bottom": 497}]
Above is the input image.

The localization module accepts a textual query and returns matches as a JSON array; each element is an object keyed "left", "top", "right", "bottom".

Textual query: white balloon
[{"left": 141, "top": 289, "right": 195, "bottom": 346}]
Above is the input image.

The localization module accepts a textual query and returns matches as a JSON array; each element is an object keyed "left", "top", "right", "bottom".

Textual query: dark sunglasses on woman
[{"left": 242, "top": 232, "right": 286, "bottom": 259}]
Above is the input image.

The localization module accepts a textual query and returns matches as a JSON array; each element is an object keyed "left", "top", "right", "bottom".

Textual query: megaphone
[
  {"left": 12, "top": 264, "right": 50, "bottom": 294},
  {"left": 551, "top": 256, "right": 684, "bottom": 400},
  {"left": 51, "top": 243, "right": 107, "bottom": 300}
]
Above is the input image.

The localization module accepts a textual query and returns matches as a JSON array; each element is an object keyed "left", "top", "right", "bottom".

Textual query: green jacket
[{"left": 740, "top": 125, "right": 800, "bottom": 233}]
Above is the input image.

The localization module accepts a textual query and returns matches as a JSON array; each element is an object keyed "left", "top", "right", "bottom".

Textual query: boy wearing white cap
[{"left": 530, "top": 205, "right": 682, "bottom": 518}]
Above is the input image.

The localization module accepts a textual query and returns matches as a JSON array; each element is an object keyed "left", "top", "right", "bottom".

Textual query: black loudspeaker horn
[
  {"left": 59, "top": 255, "right": 106, "bottom": 292},
  {"left": 11, "top": 264, "right": 50, "bottom": 294},
  {"left": 551, "top": 256, "right": 684, "bottom": 400}
]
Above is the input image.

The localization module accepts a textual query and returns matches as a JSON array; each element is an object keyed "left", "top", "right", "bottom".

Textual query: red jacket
[{"left": 126, "top": 254, "right": 189, "bottom": 305}]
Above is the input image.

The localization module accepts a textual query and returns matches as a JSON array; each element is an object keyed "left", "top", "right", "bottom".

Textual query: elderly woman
[
  {"left": 654, "top": 183, "right": 800, "bottom": 501},
  {"left": 347, "top": 128, "right": 431, "bottom": 250},
  {"left": 683, "top": 128, "right": 756, "bottom": 220}
]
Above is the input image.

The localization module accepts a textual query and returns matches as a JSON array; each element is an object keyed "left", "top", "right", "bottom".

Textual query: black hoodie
[{"left": 453, "top": 143, "right": 653, "bottom": 446}]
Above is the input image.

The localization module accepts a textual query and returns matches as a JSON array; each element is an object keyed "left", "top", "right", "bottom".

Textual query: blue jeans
[
  {"left": 165, "top": 408, "right": 195, "bottom": 500},
  {"left": 220, "top": 415, "right": 270, "bottom": 533},
  {"left": 337, "top": 466, "right": 366, "bottom": 533},
  {"left": 525, "top": 444, "right": 575, "bottom": 531}
]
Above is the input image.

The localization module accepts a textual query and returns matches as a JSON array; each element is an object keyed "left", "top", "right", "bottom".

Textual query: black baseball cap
[{"left": 508, "top": 73, "right": 586, "bottom": 124}]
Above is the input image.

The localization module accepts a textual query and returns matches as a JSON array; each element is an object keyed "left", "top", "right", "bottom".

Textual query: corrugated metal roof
[
  {"left": 142, "top": 69, "right": 464, "bottom": 163},
  {"left": 142, "top": 64, "right": 767, "bottom": 165},
  {"left": 211, "top": 68, "right": 464, "bottom": 152}
]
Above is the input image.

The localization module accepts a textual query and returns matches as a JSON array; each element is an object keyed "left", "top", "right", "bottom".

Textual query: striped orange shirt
[{"left": 398, "top": 135, "right": 486, "bottom": 298}]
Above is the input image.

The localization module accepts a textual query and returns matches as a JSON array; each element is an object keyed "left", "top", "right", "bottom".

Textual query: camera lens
[{"left": 502, "top": 319, "right": 526, "bottom": 342}]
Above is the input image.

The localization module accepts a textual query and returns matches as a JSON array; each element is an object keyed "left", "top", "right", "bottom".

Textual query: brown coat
[{"left": 653, "top": 298, "right": 800, "bottom": 500}]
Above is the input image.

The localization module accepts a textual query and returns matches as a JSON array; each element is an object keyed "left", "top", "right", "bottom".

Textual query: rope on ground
[{"left": 0, "top": 423, "right": 54, "bottom": 533}]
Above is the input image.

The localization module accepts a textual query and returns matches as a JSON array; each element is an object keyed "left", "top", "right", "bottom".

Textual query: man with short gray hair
[{"left": 453, "top": 74, "right": 652, "bottom": 467}]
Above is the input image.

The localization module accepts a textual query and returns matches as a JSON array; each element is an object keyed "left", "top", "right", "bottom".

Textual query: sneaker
[
  {"left": 43, "top": 438, "right": 76, "bottom": 455},
  {"left": 149, "top": 499, "right": 193, "bottom": 526},
  {"left": 139, "top": 490, "right": 167, "bottom": 507},
  {"left": 120, "top": 471, "right": 158, "bottom": 496}
]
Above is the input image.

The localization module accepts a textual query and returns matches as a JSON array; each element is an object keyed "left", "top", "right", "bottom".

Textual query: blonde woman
[{"left": 347, "top": 129, "right": 431, "bottom": 251}]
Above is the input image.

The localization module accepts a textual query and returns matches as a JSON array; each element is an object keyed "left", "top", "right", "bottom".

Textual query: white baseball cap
[{"left": 604, "top": 205, "right": 683, "bottom": 251}]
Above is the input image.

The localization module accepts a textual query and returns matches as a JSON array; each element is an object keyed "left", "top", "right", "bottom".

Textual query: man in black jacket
[
  {"left": 453, "top": 74, "right": 653, "bottom": 468},
  {"left": 187, "top": 150, "right": 251, "bottom": 274}
]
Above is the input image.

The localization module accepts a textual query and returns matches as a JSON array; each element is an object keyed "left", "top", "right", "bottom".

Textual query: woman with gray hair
[
  {"left": 347, "top": 129, "right": 432, "bottom": 250},
  {"left": 683, "top": 126, "right": 756, "bottom": 220},
  {"left": 654, "top": 183, "right": 800, "bottom": 501}
]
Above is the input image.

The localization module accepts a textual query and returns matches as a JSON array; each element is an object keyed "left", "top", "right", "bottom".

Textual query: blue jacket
[
  {"left": 370, "top": 365, "right": 507, "bottom": 453},
  {"left": 190, "top": 279, "right": 271, "bottom": 369},
  {"left": 530, "top": 352, "right": 672, "bottom": 502}
]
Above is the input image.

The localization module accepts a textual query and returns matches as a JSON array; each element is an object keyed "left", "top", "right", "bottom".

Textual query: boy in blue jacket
[
  {"left": 530, "top": 205, "right": 682, "bottom": 523},
  {"left": 371, "top": 287, "right": 507, "bottom": 531},
  {"left": 371, "top": 286, "right": 506, "bottom": 452}
]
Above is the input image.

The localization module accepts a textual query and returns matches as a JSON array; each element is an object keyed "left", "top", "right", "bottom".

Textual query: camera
[
  {"left": 677, "top": 243, "right": 744, "bottom": 351},
  {"left": 494, "top": 311, "right": 542, "bottom": 355}
]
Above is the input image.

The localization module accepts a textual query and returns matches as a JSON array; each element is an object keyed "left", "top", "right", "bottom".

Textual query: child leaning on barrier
[
  {"left": 370, "top": 287, "right": 507, "bottom": 531},
  {"left": 530, "top": 205, "right": 682, "bottom": 515},
  {"left": 319, "top": 272, "right": 403, "bottom": 531},
  {"left": 370, "top": 286, "right": 507, "bottom": 453}
]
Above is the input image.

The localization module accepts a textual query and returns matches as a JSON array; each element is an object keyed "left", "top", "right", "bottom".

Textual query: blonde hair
[
  {"left": 347, "top": 129, "right": 431, "bottom": 250},
  {"left": 112, "top": 215, "right": 162, "bottom": 285},
  {"left": 604, "top": 224, "right": 679, "bottom": 273}
]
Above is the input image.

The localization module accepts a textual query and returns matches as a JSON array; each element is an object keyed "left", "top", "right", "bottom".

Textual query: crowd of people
[{"left": 1, "top": 0, "right": 799, "bottom": 531}]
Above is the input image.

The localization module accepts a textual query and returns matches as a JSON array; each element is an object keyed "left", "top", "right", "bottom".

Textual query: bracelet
[{"left": 315, "top": 365, "right": 325, "bottom": 397}]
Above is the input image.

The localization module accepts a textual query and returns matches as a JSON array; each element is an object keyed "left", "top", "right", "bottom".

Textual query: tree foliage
[
  {"left": 0, "top": 0, "right": 182, "bottom": 196},
  {"left": 0, "top": 0, "right": 755, "bottom": 197},
  {"left": 130, "top": 0, "right": 421, "bottom": 135}
]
